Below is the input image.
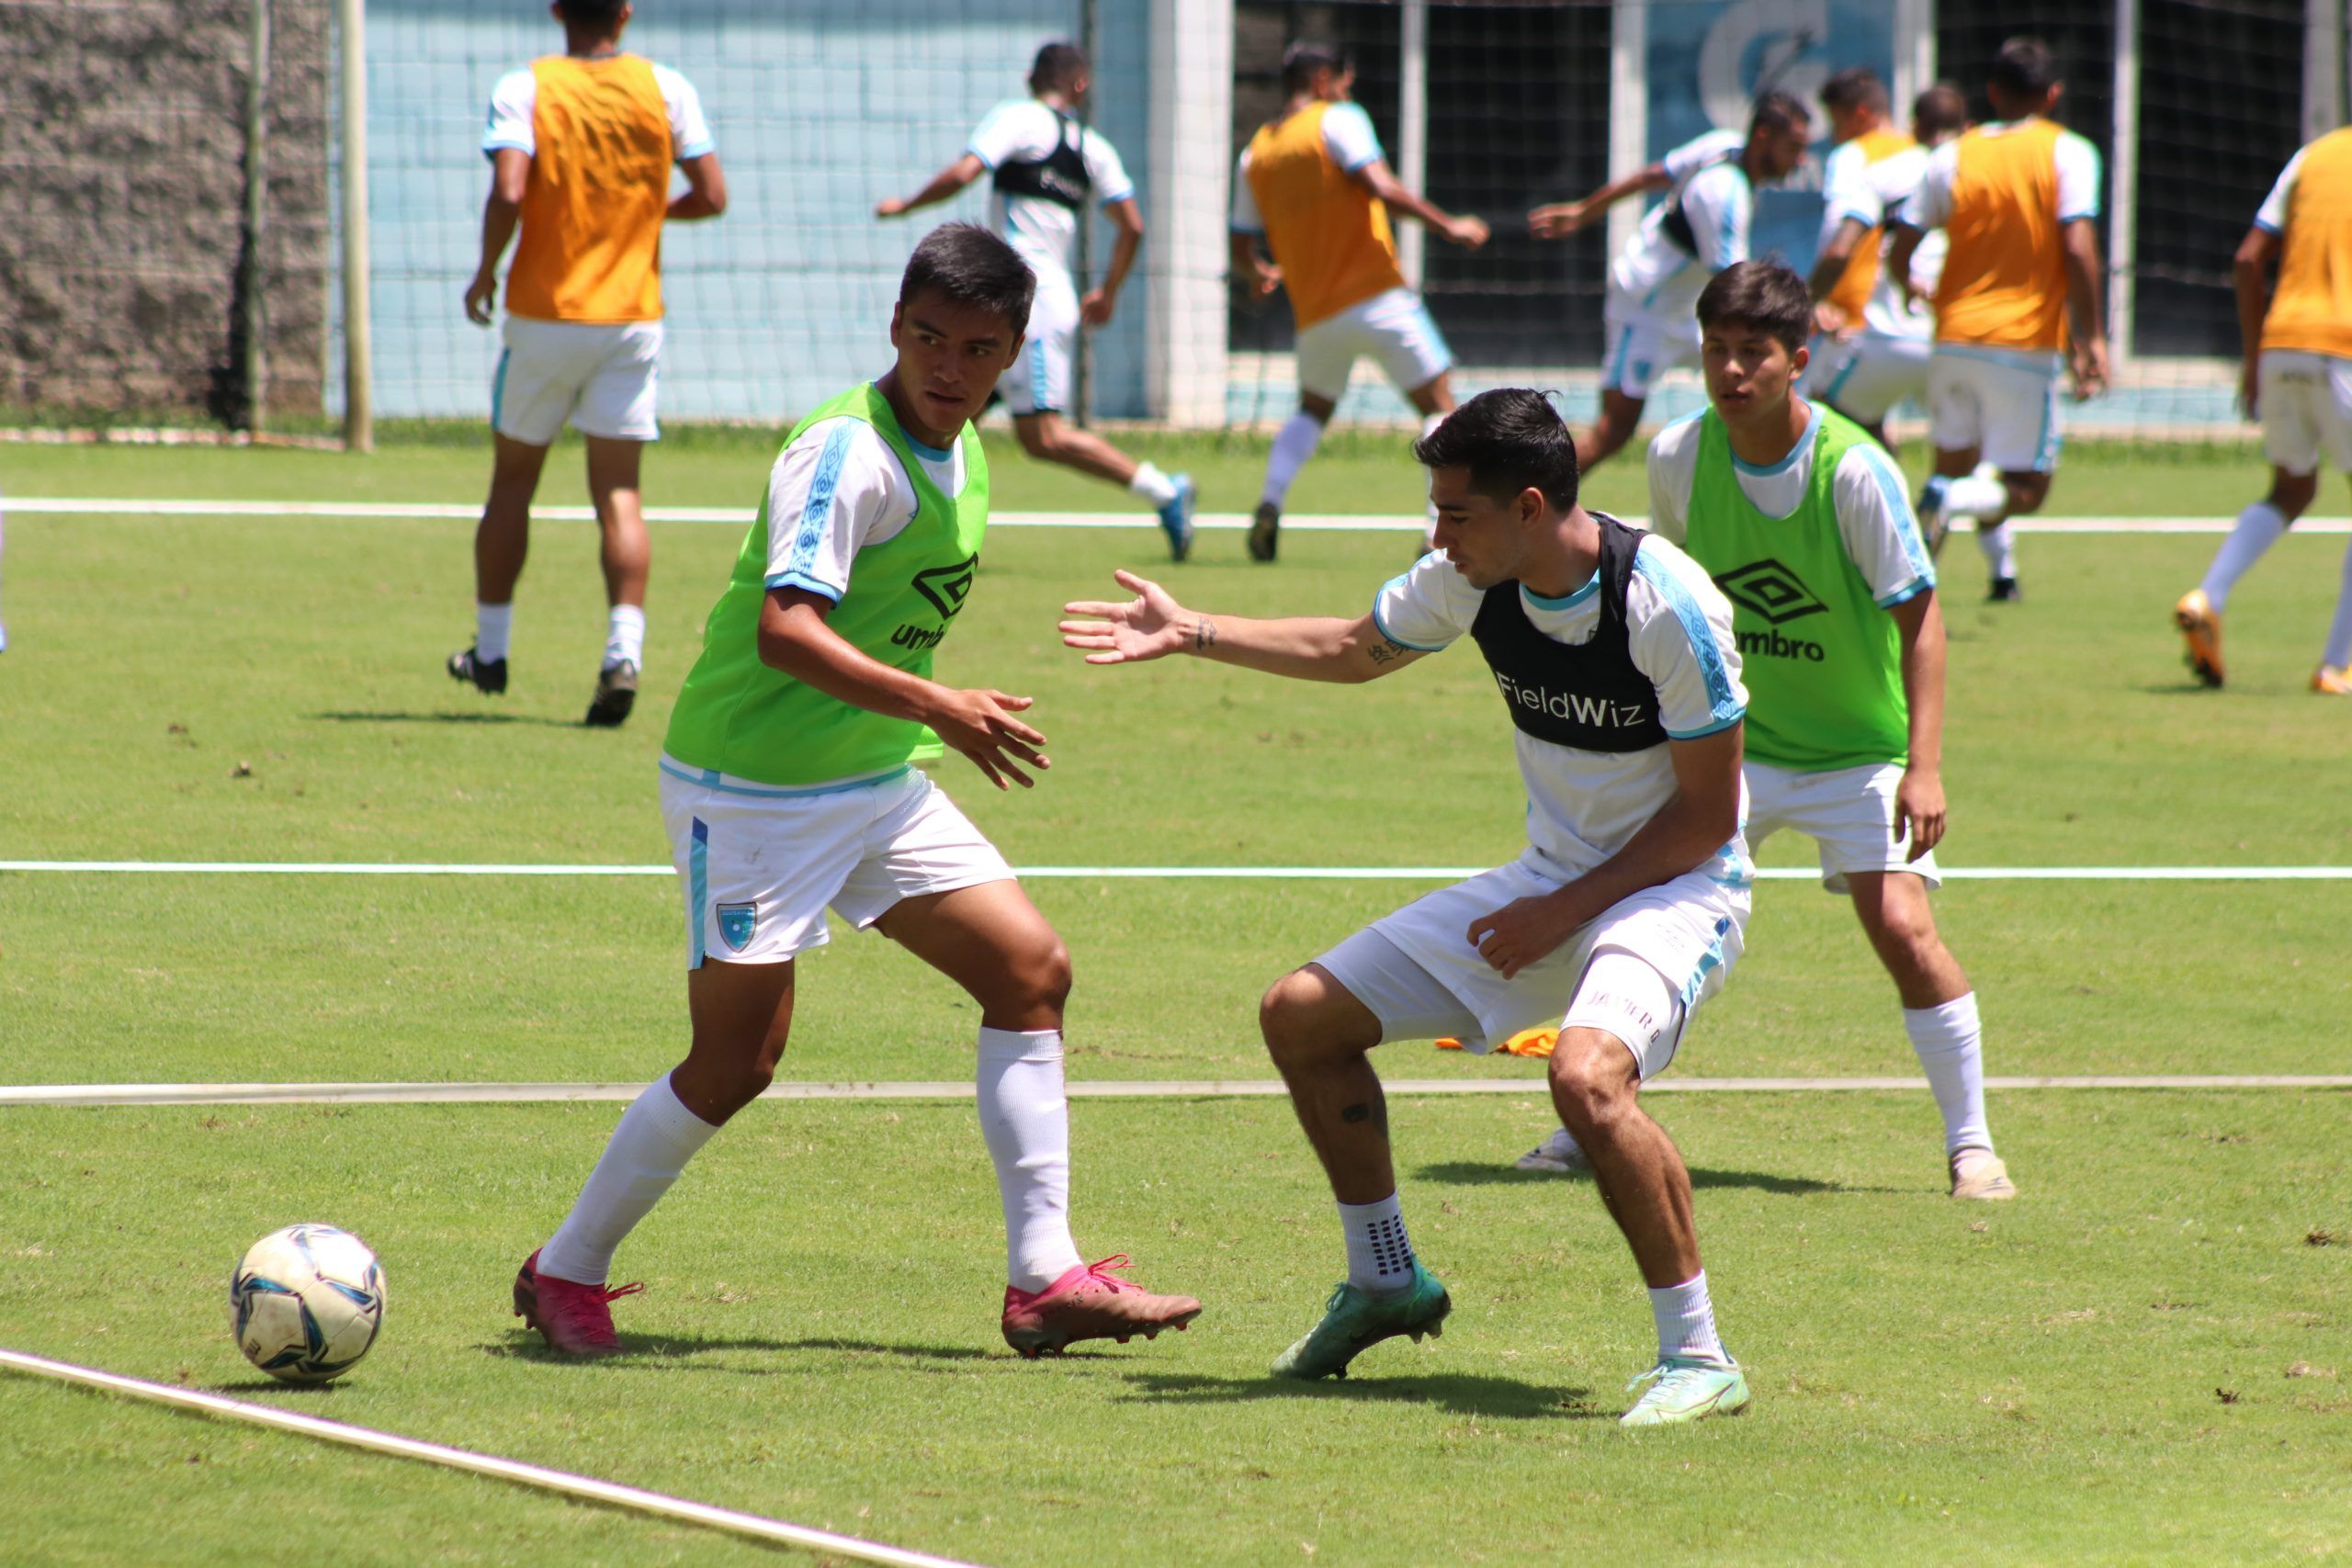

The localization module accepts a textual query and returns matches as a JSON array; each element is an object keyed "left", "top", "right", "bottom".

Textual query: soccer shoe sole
[
  {"left": 2174, "top": 596, "right": 2224, "bottom": 687},
  {"left": 1271, "top": 1287, "right": 1452, "bottom": 1381},
  {"left": 1001, "top": 1303, "right": 1202, "bottom": 1359},
  {"left": 511, "top": 1259, "right": 623, "bottom": 1359},
  {"left": 1249, "top": 502, "right": 1281, "bottom": 563}
]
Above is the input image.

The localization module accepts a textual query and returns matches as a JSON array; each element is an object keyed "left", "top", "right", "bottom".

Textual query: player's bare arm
[
  {"left": 2060, "top": 217, "right": 2109, "bottom": 399},
  {"left": 761, "top": 587, "right": 1049, "bottom": 790},
  {"left": 1889, "top": 590, "right": 1949, "bottom": 860},
  {"left": 1060, "top": 569, "right": 1428, "bottom": 683},
  {"left": 876, "top": 152, "right": 986, "bottom": 219},
  {"left": 464, "top": 147, "right": 532, "bottom": 325},
  {"left": 1465, "top": 724, "right": 1744, "bottom": 980},
  {"left": 1229, "top": 231, "right": 1283, "bottom": 298},
  {"left": 1528, "top": 162, "right": 1670, "bottom": 239},
  {"left": 670, "top": 151, "right": 728, "bottom": 220},
  {"left": 1083, "top": 197, "right": 1146, "bottom": 326},
  {"left": 2233, "top": 224, "right": 2282, "bottom": 420},
  {"left": 1805, "top": 216, "right": 1871, "bottom": 334},
  {"left": 1350, "top": 160, "right": 1488, "bottom": 249},
  {"left": 1884, "top": 220, "right": 1927, "bottom": 312}
]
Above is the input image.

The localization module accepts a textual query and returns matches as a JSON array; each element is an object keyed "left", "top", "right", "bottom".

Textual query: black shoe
[
  {"left": 1250, "top": 501, "right": 1281, "bottom": 563},
  {"left": 584, "top": 660, "right": 639, "bottom": 728},
  {"left": 1987, "top": 577, "right": 2023, "bottom": 603},
  {"left": 448, "top": 647, "right": 507, "bottom": 694}
]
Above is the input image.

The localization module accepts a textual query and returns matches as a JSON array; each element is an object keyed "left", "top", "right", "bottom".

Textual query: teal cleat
[
  {"left": 1157, "top": 474, "right": 1197, "bottom": 563},
  {"left": 1270, "top": 1263, "right": 1451, "bottom": 1380},
  {"left": 1619, "top": 1358, "right": 1751, "bottom": 1427}
]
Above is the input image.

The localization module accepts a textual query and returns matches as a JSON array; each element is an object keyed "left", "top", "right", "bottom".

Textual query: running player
[
  {"left": 1518, "top": 263, "right": 2014, "bottom": 1201},
  {"left": 2174, "top": 127, "right": 2352, "bottom": 694},
  {"left": 1889, "top": 38, "right": 2108, "bottom": 601},
  {"left": 877, "top": 42, "right": 1196, "bottom": 561},
  {"left": 1533, "top": 94, "right": 1812, "bottom": 475},
  {"left": 1230, "top": 41, "right": 1489, "bottom": 562},
  {"left": 1805, "top": 77, "right": 1969, "bottom": 453},
  {"left": 1063, "top": 389, "right": 1757, "bottom": 1426},
  {"left": 514, "top": 225, "right": 1202, "bottom": 1360},
  {"left": 452, "top": 0, "right": 726, "bottom": 727}
]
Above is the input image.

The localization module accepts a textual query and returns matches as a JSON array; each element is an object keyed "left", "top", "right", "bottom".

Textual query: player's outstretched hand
[
  {"left": 1466, "top": 895, "right": 1578, "bottom": 981},
  {"left": 1447, "top": 215, "right": 1492, "bottom": 250},
  {"left": 928, "top": 688, "right": 1050, "bottom": 791},
  {"left": 875, "top": 196, "right": 910, "bottom": 220},
  {"left": 1895, "top": 767, "right": 1947, "bottom": 862},
  {"left": 1527, "top": 200, "right": 1589, "bottom": 240},
  {"left": 1060, "top": 570, "right": 1193, "bottom": 665},
  {"left": 463, "top": 270, "right": 498, "bottom": 327}
]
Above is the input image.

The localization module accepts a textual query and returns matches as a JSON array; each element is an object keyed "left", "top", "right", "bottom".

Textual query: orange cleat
[{"left": 2175, "top": 590, "right": 2224, "bottom": 687}]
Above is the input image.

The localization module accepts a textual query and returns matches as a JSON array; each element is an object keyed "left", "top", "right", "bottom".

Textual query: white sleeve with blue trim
[
  {"left": 1321, "top": 103, "right": 1386, "bottom": 172},
  {"left": 1229, "top": 151, "right": 1263, "bottom": 232},
  {"left": 760, "top": 420, "right": 915, "bottom": 603},
  {"left": 966, "top": 100, "right": 1035, "bottom": 170},
  {"left": 1681, "top": 164, "right": 1750, "bottom": 272},
  {"left": 1626, "top": 538, "right": 1747, "bottom": 740},
  {"left": 1082, "top": 127, "right": 1136, "bottom": 207},
  {"left": 1662, "top": 129, "right": 1743, "bottom": 182},
  {"left": 1370, "top": 549, "right": 1479, "bottom": 651},
  {"left": 483, "top": 67, "right": 536, "bottom": 159},
  {"left": 1899, "top": 141, "right": 1958, "bottom": 230},
  {"left": 652, "top": 63, "right": 716, "bottom": 161},
  {"left": 2054, "top": 130, "right": 2102, "bottom": 222},
  {"left": 1819, "top": 141, "right": 1881, "bottom": 237},
  {"left": 2254, "top": 147, "right": 2304, "bottom": 234},
  {"left": 1833, "top": 445, "right": 1937, "bottom": 608},
  {"left": 1643, "top": 415, "right": 1704, "bottom": 545}
]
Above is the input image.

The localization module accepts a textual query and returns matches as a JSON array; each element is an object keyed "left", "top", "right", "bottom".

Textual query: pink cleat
[
  {"left": 1000, "top": 1255, "right": 1202, "bottom": 1359},
  {"left": 513, "top": 1248, "right": 643, "bottom": 1358}
]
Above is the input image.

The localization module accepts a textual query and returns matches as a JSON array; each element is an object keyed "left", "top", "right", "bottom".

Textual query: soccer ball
[{"left": 228, "top": 1224, "right": 387, "bottom": 1383}]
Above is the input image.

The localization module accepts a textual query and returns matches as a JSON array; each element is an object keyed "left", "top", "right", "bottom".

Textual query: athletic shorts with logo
[
  {"left": 1745, "top": 758, "right": 1940, "bottom": 894},
  {"left": 1315, "top": 852, "right": 1748, "bottom": 1080},
  {"left": 657, "top": 760, "right": 1012, "bottom": 966},
  {"left": 1601, "top": 300, "right": 1702, "bottom": 401},
  {"left": 1925, "top": 345, "right": 2063, "bottom": 473},
  {"left": 1807, "top": 332, "right": 1931, "bottom": 425},
  {"left": 1295, "top": 286, "right": 1452, "bottom": 402},
  {"left": 494, "top": 317, "right": 663, "bottom": 445},
  {"left": 999, "top": 276, "right": 1080, "bottom": 418},
  {"left": 2259, "top": 349, "right": 2352, "bottom": 475}
]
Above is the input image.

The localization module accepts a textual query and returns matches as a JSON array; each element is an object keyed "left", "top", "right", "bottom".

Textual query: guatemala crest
[{"left": 717, "top": 901, "right": 758, "bottom": 953}]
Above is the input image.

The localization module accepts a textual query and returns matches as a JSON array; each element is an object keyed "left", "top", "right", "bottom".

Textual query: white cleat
[
  {"left": 1951, "top": 1148, "right": 2018, "bottom": 1201},
  {"left": 1514, "top": 1125, "right": 1589, "bottom": 1174}
]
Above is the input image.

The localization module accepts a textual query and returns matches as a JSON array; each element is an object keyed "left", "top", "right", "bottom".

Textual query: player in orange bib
[
  {"left": 451, "top": 0, "right": 727, "bottom": 727},
  {"left": 1889, "top": 38, "right": 2108, "bottom": 603},
  {"left": 1229, "top": 42, "right": 1490, "bottom": 563},
  {"left": 2173, "top": 128, "right": 2352, "bottom": 694}
]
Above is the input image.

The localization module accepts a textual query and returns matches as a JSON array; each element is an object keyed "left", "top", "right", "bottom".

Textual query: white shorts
[
  {"left": 1313, "top": 852, "right": 1748, "bottom": 1080},
  {"left": 494, "top": 318, "right": 662, "bottom": 445},
  {"left": 1000, "top": 276, "right": 1080, "bottom": 418},
  {"left": 1808, "top": 332, "right": 1931, "bottom": 424},
  {"left": 657, "top": 760, "right": 1012, "bottom": 967},
  {"left": 1745, "top": 759, "right": 1940, "bottom": 894},
  {"left": 1925, "top": 346, "right": 2063, "bottom": 473},
  {"left": 1295, "top": 287, "right": 1453, "bottom": 402},
  {"left": 1600, "top": 304, "right": 1701, "bottom": 401},
  {"left": 2259, "top": 350, "right": 2352, "bottom": 476}
]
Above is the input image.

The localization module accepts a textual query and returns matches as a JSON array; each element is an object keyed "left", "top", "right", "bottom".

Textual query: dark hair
[
  {"left": 1913, "top": 82, "right": 1969, "bottom": 141},
  {"left": 1696, "top": 260, "right": 1813, "bottom": 353},
  {"left": 1281, "top": 40, "right": 1351, "bottom": 96},
  {"left": 554, "top": 0, "right": 628, "bottom": 28},
  {"left": 1030, "top": 41, "right": 1088, "bottom": 95},
  {"left": 1750, "top": 90, "right": 1811, "bottom": 138},
  {"left": 1819, "top": 67, "right": 1887, "bottom": 117},
  {"left": 899, "top": 223, "right": 1035, "bottom": 336},
  {"left": 1989, "top": 37, "right": 2059, "bottom": 101},
  {"left": 1412, "top": 389, "right": 1579, "bottom": 514}
]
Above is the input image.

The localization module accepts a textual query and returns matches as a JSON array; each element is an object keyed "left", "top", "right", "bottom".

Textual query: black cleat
[
  {"left": 584, "top": 660, "right": 639, "bottom": 728},
  {"left": 1249, "top": 501, "right": 1281, "bottom": 563},
  {"left": 1987, "top": 577, "right": 2023, "bottom": 603},
  {"left": 448, "top": 647, "right": 508, "bottom": 694}
]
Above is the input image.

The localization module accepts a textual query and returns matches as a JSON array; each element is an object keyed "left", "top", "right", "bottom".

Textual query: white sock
[
  {"left": 476, "top": 601, "right": 514, "bottom": 664},
  {"left": 1945, "top": 473, "right": 2008, "bottom": 525},
  {"left": 1648, "top": 1270, "right": 1729, "bottom": 1366},
  {"left": 2201, "top": 502, "right": 2289, "bottom": 612},
  {"left": 1126, "top": 460, "right": 1180, "bottom": 507},
  {"left": 1261, "top": 412, "right": 1326, "bottom": 508},
  {"left": 977, "top": 1026, "right": 1085, "bottom": 1293},
  {"left": 1338, "top": 1192, "right": 1418, "bottom": 1292},
  {"left": 1976, "top": 521, "right": 2018, "bottom": 581},
  {"left": 538, "top": 1074, "right": 720, "bottom": 1285},
  {"left": 1419, "top": 412, "right": 1447, "bottom": 544},
  {"left": 605, "top": 604, "right": 645, "bottom": 669},
  {"left": 1905, "top": 992, "right": 1992, "bottom": 1156},
  {"left": 2324, "top": 538, "right": 2352, "bottom": 671}
]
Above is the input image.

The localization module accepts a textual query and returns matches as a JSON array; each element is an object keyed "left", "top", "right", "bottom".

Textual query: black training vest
[
  {"left": 1467, "top": 513, "right": 1668, "bottom": 753},
  {"left": 991, "top": 108, "right": 1091, "bottom": 212},
  {"left": 1658, "top": 151, "right": 1746, "bottom": 259}
]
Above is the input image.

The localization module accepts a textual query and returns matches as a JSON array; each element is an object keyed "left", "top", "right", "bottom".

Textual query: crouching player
[{"left": 515, "top": 224, "right": 1201, "bottom": 1359}]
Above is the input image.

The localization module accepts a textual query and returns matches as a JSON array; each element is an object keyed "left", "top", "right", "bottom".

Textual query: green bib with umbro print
[
  {"left": 662, "top": 382, "right": 989, "bottom": 785},
  {"left": 1681, "top": 404, "right": 1909, "bottom": 772}
]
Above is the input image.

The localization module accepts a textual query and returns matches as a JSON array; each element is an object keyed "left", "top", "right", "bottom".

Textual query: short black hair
[
  {"left": 1696, "top": 260, "right": 1813, "bottom": 353},
  {"left": 1750, "top": 90, "right": 1811, "bottom": 138},
  {"left": 1030, "top": 41, "right": 1088, "bottom": 95},
  {"left": 899, "top": 223, "right": 1035, "bottom": 337},
  {"left": 1281, "top": 40, "right": 1351, "bottom": 96},
  {"left": 1412, "top": 389, "right": 1579, "bottom": 514},
  {"left": 1819, "top": 67, "right": 1887, "bottom": 117},
  {"left": 1989, "top": 37, "right": 2059, "bottom": 101},
  {"left": 554, "top": 0, "right": 628, "bottom": 28},
  {"left": 1914, "top": 82, "right": 1969, "bottom": 141}
]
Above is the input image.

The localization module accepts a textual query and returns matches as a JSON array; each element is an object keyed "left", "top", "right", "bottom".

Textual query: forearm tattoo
[{"left": 1193, "top": 615, "right": 1217, "bottom": 652}]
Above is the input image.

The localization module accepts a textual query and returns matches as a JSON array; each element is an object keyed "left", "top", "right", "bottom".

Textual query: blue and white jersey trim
[{"left": 1631, "top": 550, "right": 1743, "bottom": 728}]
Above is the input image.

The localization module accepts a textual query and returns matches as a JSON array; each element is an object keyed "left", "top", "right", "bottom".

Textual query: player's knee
[
  {"left": 1004, "top": 937, "right": 1073, "bottom": 1016},
  {"left": 1015, "top": 420, "right": 1057, "bottom": 460},
  {"left": 1259, "top": 969, "right": 1356, "bottom": 1067},
  {"left": 1547, "top": 1036, "right": 1635, "bottom": 1137},
  {"left": 2004, "top": 474, "right": 2052, "bottom": 514}
]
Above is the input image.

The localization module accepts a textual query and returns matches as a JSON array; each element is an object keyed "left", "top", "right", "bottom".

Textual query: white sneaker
[
  {"left": 1950, "top": 1148, "right": 2018, "bottom": 1201},
  {"left": 1514, "top": 1126, "right": 1589, "bottom": 1174}
]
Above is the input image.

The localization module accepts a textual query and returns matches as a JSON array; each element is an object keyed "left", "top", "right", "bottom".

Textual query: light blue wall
[{"left": 359, "top": 0, "right": 1150, "bottom": 423}]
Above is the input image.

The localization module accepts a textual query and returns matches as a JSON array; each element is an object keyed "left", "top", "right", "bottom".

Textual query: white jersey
[
  {"left": 1227, "top": 101, "right": 1388, "bottom": 232},
  {"left": 966, "top": 98, "right": 1135, "bottom": 289},
  {"left": 1372, "top": 527, "right": 1752, "bottom": 882},
  {"left": 1820, "top": 141, "right": 1944, "bottom": 340},
  {"left": 1645, "top": 405, "right": 1938, "bottom": 610},
  {"left": 481, "top": 61, "right": 714, "bottom": 162},
  {"left": 758, "top": 417, "right": 969, "bottom": 604},
  {"left": 1608, "top": 130, "right": 1750, "bottom": 325}
]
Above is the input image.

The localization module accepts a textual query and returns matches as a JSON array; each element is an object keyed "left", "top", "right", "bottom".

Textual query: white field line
[
  {"left": 10, "top": 496, "right": 2346, "bottom": 535},
  {"left": 6, "top": 1077, "right": 2347, "bottom": 1109},
  {"left": 0, "top": 1348, "right": 985, "bottom": 1568},
  {"left": 3, "top": 861, "right": 2348, "bottom": 882}
]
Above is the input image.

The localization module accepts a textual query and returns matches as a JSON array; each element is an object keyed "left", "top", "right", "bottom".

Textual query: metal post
[
  {"left": 2109, "top": 0, "right": 2139, "bottom": 370},
  {"left": 1397, "top": 0, "right": 1429, "bottom": 289},
  {"left": 338, "top": 0, "right": 373, "bottom": 453},
  {"left": 1606, "top": 0, "right": 1650, "bottom": 272},
  {"left": 238, "top": 0, "right": 271, "bottom": 432},
  {"left": 2306, "top": 0, "right": 2346, "bottom": 142},
  {"left": 1070, "top": 0, "right": 1097, "bottom": 429},
  {"left": 1143, "top": 0, "right": 1230, "bottom": 426}
]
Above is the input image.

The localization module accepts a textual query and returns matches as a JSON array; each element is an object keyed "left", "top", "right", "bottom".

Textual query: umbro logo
[
  {"left": 911, "top": 555, "right": 978, "bottom": 620},
  {"left": 1713, "top": 559, "right": 1827, "bottom": 626}
]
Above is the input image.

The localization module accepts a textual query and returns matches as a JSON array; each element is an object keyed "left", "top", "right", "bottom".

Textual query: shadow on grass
[
  {"left": 478, "top": 1333, "right": 989, "bottom": 1366},
  {"left": 1120, "top": 1369, "right": 1605, "bottom": 1421},
  {"left": 1413, "top": 1160, "right": 1872, "bottom": 1195},
  {"left": 308, "top": 710, "right": 582, "bottom": 728}
]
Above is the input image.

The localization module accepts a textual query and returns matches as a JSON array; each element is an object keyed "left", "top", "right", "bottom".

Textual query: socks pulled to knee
[
  {"left": 2201, "top": 502, "right": 2288, "bottom": 613},
  {"left": 1648, "top": 1269, "right": 1729, "bottom": 1366},
  {"left": 1905, "top": 992, "right": 1992, "bottom": 1156},
  {"left": 977, "top": 1026, "right": 1086, "bottom": 1292},
  {"left": 605, "top": 604, "right": 645, "bottom": 670},
  {"left": 476, "top": 601, "right": 514, "bottom": 665},
  {"left": 1261, "top": 412, "right": 1326, "bottom": 509},
  {"left": 2324, "top": 537, "right": 2352, "bottom": 671},
  {"left": 538, "top": 1073, "right": 720, "bottom": 1286},
  {"left": 1338, "top": 1191, "right": 1418, "bottom": 1293},
  {"left": 1127, "top": 461, "right": 1181, "bottom": 507},
  {"left": 1976, "top": 521, "right": 2018, "bottom": 581}
]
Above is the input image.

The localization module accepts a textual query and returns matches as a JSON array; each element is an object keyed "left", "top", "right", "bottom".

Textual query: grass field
[{"left": 2, "top": 431, "right": 2348, "bottom": 1564}]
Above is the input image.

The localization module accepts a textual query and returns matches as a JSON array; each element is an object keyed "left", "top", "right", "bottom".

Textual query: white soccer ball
[{"left": 228, "top": 1224, "right": 387, "bottom": 1383}]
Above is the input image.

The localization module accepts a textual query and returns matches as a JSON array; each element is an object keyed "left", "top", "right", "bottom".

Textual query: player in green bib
[
  {"left": 1521, "top": 261, "right": 2014, "bottom": 1201},
  {"left": 514, "top": 225, "right": 1201, "bottom": 1361}
]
